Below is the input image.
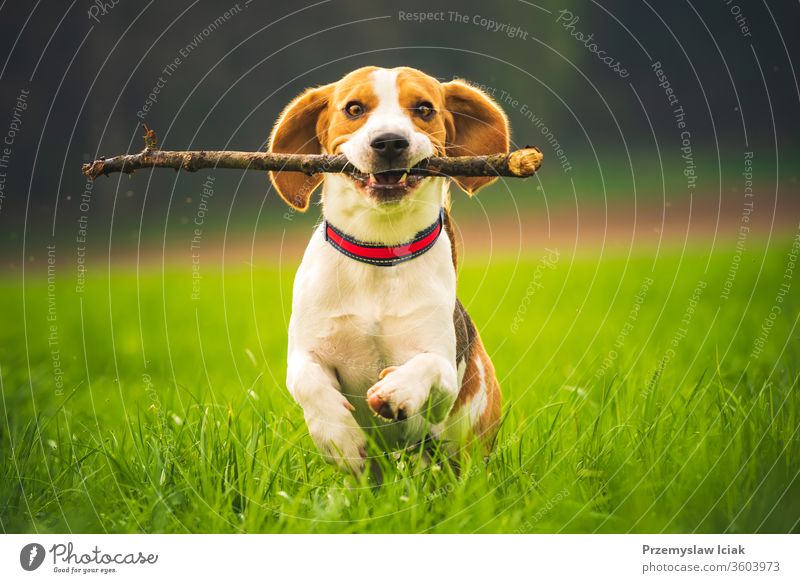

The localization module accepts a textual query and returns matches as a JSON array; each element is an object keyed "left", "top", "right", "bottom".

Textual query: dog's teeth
[
  {"left": 369, "top": 174, "right": 376, "bottom": 184},
  {"left": 399, "top": 172, "right": 407, "bottom": 184}
]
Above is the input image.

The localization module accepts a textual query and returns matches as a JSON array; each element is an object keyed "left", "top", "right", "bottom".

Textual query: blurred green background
[
  {"left": 0, "top": 0, "right": 797, "bottom": 249},
  {"left": 0, "top": 0, "right": 798, "bottom": 533}
]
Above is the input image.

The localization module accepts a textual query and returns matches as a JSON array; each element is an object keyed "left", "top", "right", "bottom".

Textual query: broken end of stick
[
  {"left": 506, "top": 147, "right": 543, "bottom": 177},
  {"left": 81, "top": 160, "right": 105, "bottom": 180}
]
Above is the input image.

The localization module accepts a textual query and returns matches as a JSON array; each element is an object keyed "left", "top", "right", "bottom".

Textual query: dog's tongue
[{"left": 375, "top": 171, "right": 403, "bottom": 185}]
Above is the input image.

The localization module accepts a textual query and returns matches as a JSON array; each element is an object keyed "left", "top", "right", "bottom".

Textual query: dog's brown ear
[
  {"left": 442, "top": 79, "right": 510, "bottom": 195},
  {"left": 268, "top": 84, "right": 333, "bottom": 211}
]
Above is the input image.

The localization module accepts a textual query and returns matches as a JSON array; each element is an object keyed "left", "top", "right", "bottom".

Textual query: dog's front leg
[
  {"left": 366, "top": 353, "right": 458, "bottom": 424},
  {"left": 287, "top": 352, "right": 366, "bottom": 473}
]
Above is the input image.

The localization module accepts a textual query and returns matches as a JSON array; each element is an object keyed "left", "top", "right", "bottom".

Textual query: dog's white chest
[{"left": 288, "top": 226, "right": 456, "bottom": 438}]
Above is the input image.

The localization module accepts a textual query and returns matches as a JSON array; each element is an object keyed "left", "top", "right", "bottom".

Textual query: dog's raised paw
[
  {"left": 377, "top": 401, "right": 394, "bottom": 420},
  {"left": 367, "top": 366, "right": 425, "bottom": 421},
  {"left": 368, "top": 395, "right": 407, "bottom": 422}
]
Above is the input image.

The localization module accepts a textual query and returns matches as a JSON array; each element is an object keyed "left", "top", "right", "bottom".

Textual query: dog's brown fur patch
[{"left": 452, "top": 300, "right": 501, "bottom": 441}]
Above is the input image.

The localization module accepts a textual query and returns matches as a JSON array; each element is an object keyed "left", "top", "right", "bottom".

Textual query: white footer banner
[{"left": 1, "top": 534, "right": 797, "bottom": 582}]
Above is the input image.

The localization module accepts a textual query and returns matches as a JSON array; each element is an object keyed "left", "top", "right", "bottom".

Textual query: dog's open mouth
[{"left": 348, "top": 169, "right": 424, "bottom": 199}]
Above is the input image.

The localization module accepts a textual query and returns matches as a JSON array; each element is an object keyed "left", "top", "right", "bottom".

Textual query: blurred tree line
[{"left": 0, "top": 0, "right": 797, "bottom": 248}]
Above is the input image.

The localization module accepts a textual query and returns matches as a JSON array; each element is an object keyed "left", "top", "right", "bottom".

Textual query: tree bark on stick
[{"left": 81, "top": 147, "right": 543, "bottom": 180}]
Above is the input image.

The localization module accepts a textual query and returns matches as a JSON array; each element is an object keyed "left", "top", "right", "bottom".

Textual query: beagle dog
[{"left": 268, "top": 66, "right": 508, "bottom": 473}]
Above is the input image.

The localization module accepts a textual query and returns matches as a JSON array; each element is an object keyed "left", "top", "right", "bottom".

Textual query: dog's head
[{"left": 268, "top": 66, "right": 509, "bottom": 211}]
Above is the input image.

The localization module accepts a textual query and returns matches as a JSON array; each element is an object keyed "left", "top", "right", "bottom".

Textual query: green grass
[{"left": 1, "top": 236, "right": 798, "bottom": 533}]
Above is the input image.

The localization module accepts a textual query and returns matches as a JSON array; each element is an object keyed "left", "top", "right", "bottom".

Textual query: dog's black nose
[{"left": 370, "top": 133, "right": 409, "bottom": 159}]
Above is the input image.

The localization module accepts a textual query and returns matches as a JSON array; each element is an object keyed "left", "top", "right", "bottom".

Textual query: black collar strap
[{"left": 324, "top": 209, "right": 444, "bottom": 267}]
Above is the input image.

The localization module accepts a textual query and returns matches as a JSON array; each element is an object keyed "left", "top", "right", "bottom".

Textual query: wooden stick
[{"left": 81, "top": 147, "right": 543, "bottom": 180}]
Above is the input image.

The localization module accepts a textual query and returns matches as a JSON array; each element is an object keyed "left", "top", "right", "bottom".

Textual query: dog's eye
[
  {"left": 344, "top": 101, "right": 365, "bottom": 119},
  {"left": 414, "top": 101, "right": 435, "bottom": 120}
]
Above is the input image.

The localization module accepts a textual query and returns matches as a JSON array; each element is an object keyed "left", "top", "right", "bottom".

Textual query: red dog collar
[{"left": 324, "top": 209, "right": 444, "bottom": 267}]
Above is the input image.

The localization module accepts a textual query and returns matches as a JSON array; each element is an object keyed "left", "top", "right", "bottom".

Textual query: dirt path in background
[
  {"left": 160, "top": 193, "right": 800, "bottom": 267},
  {"left": 7, "top": 194, "right": 799, "bottom": 273},
  {"left": 447, "top": 190, "right": 800, "bottom": 255}
]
